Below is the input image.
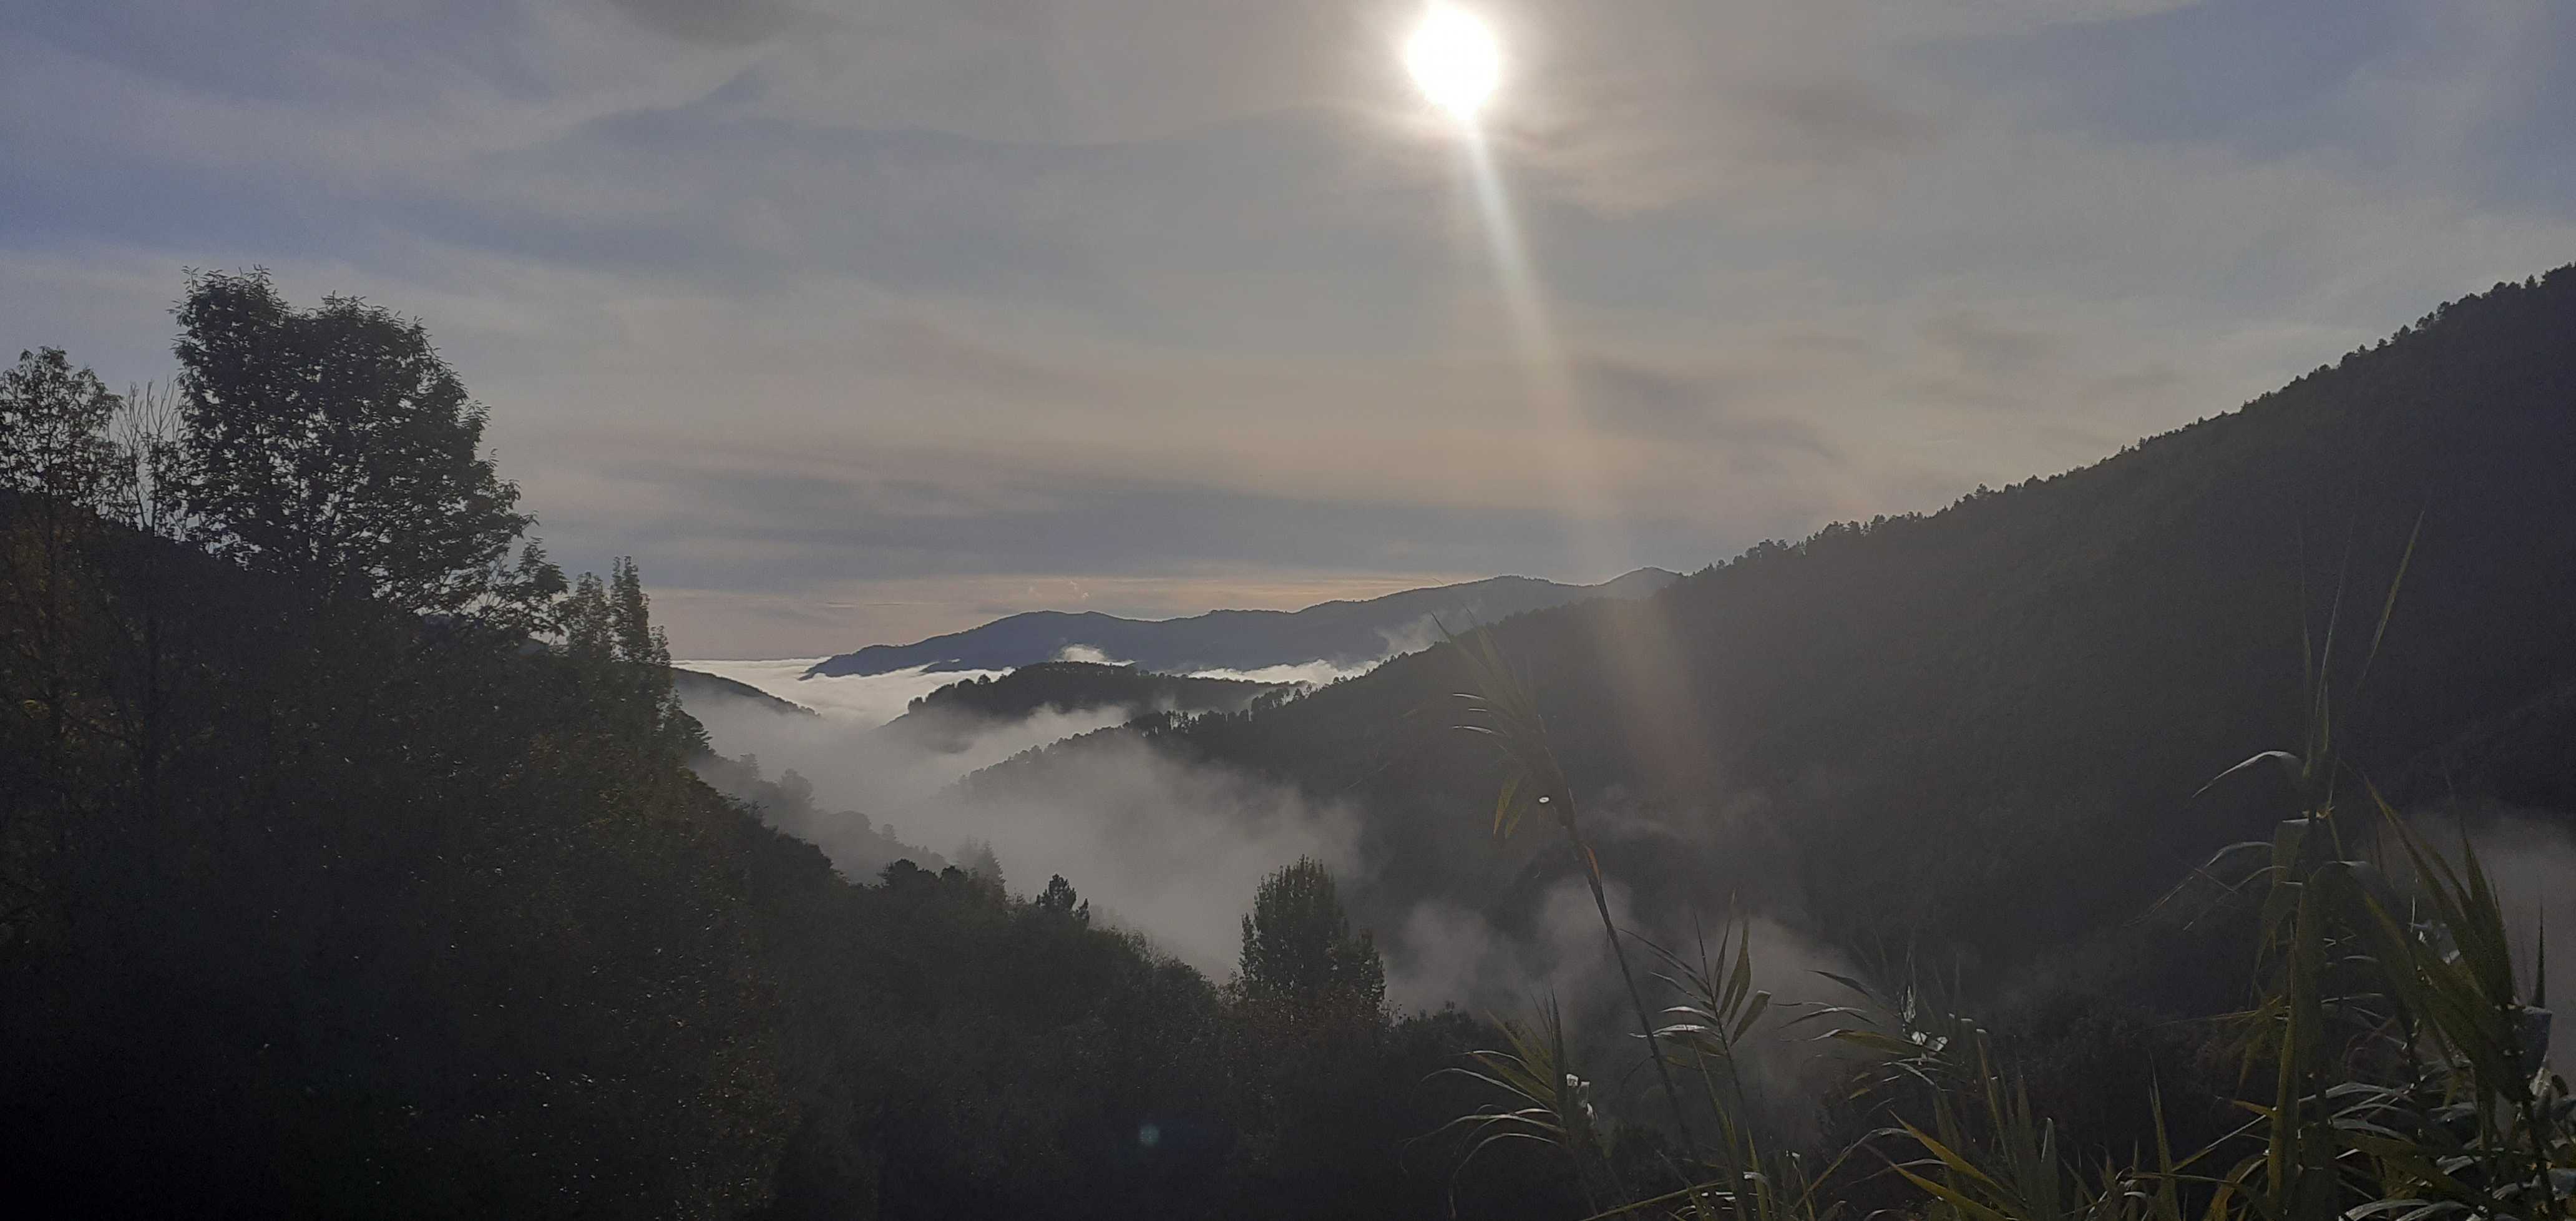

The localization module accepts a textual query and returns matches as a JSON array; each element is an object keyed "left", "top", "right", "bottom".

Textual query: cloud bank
[{"left": 682, "top": 657, "right": 1007, "bottom": 726}]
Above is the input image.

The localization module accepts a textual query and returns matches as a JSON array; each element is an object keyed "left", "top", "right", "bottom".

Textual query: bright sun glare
[{"left": 1404, "top": 6, "right": 1501, "bottom": 120}]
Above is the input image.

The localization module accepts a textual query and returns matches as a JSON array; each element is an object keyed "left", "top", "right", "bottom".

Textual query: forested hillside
[
  {"left": 675, "top": 665, "right": 821, "bottom": 718},
  {"left": 978, "top": 267, "right": 2576, "bottom": 978},
  {"left": 0, "top": 273, "right": 1564, "bottom": 1219},
  {"left": 879, "top": 661, "right": 1286, "bottom": 752}
]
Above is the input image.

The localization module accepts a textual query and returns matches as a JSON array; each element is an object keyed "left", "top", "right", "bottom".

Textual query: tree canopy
[
  {"left": 1238, "top": 856, "right": 1386, "bottom": 1011},
  {"left": 171, "top": 269, "right": 539, "bottom": 615},
  {"left": 0, "top": 347, "right": 125, "bottom": 512}
]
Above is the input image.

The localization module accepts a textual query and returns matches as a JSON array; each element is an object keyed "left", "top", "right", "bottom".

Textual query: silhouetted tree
[
  {"left": 560, "top": 569, "right": 615, "bottom": 660},
  {"left": 170, "top": 269, "right": 540, "bottom": 615},
  {"left": 557, "top": 557, "right": 700, "bottom": 750},
  {"left": 106, "top": 379, "right": 188, "bottom": 539},
  {"left": 0, "top": 348, "right": 125, "bottom": 511},
  {"left": 1237, "top": 857, "right": 1385, "bottom": 1011},
  {"left": 957, "top": 838, "right": 1007, "bottom": 900},
  {"left": 0, "top": 348, "right": 125, "bottom": 774},
  {"left": 1035, "top": 873, "right": 1092, "bottom": 926}
]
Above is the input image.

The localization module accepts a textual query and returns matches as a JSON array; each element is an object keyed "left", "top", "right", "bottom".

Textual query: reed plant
[
  {"left": 1433, "top": 532, "right": 2569, "bottom": 1221},
  {"left": 1445, "top": 621, "right": 1699, "bottom": 1152}
]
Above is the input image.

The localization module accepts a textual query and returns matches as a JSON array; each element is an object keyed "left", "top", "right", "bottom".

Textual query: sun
[{"left": 1404, "top": 6, "right": 1502, "bottom": 120}]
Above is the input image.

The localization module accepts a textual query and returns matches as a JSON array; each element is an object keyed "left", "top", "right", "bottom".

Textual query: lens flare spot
[{"left": 1405, "top": 7, "right": 1502, "bottom": 119}]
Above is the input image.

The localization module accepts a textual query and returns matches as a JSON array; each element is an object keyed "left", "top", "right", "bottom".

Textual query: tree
[
  {"left": 557, "top": 556, "right": 701, "bottom": 751},
  {"left": 0, "top": 349, "right": 128, "bottom": 770},
  {"left": 560, "top": 569, "right": 617, "bottom": 662},
  {"left": 957, "top": 839, "right": 1007, "bottom": 900},
  {"left": 1237, "top": 857, "right": 1385, "bottom": 1010},
  {"left": 170, "top": 269, "right": 537, "bottom": 615},
  {"left": 1035, "top": 873, "right": 1091, "bottom": 926},
  {"left": 0, "top": 348, "right": 125, "bottom": 511},
  {"left": 610, "top": 557, "right": 660, "bottom": 670},
  {"left": 106, "top": 379, "right": 188, "bottom": 539}
]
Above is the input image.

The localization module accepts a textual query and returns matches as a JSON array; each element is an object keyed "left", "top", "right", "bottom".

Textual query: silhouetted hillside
[
  {"left": 804, "top": 568, "right": 1678, "bottom": 677},
  {"left": 972, "top": 268, "right": 2576, "bottom": 974},
  {"left": 0, "top": 280, "right": 1567, "bottom": 1220},
  {"left": 878, "top": 661, "right": 1284, "bottom": 753},
  {"left": 674, "top": 665, "right": 818, "bottom": 717}
]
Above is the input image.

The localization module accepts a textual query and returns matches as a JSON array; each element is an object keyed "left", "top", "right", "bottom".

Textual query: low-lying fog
[
  {"left": 681, "top": 659, "right": 1005, "bottom": 726},
  {"left": 678, "top": 657, "right": 2576, "bottom": 1079},
  {"left": 677, "top": 648, "right": 1883, "bottom": 1110},
  {"left": 676, "top": 655, "right": 1373, "bottom": 976}
]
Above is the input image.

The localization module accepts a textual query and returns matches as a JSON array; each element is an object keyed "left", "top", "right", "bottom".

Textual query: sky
[{"left": 5, "top": 0, "right": 2572, "bottom": 657}]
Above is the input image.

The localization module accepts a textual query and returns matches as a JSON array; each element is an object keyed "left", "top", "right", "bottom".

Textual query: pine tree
[{"left": 1035, "top": 874, "right": 1090, "bottom": 926}]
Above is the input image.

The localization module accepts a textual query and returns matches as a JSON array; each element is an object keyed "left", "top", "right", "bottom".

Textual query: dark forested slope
[
  {"left": 0, "top": 279, "right": 1564, "bottom": 1220},
  {"left": 0, "top": 522, "right": 1515, "bottom": 1217},
  {"left": 879, "top": 661, "right": 1285, "bottom": 752},
  {"left": 675, "top": 665, "right": 820, "bottom": 717},
  {"left": 973, "top": 268, "right": 2576, "bottom": 970}
]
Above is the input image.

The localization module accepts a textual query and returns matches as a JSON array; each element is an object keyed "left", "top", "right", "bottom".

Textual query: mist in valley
[
  {"left": 681, "top": 669, "right": 1363, "bottom": 974},
  {"left": 680, "top": 659, "right": 1008, "bottom": 727},
  {"left": 676, "top": 631, "right": 1449, "bottom": 977},
  {"left": 678, "top": 650, "right": 1861, "bottom": 1064}
]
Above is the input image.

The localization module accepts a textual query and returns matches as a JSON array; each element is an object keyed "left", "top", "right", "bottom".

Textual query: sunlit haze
[{"left": 8, "top": 1, "right": 2573, "bottom": 661}]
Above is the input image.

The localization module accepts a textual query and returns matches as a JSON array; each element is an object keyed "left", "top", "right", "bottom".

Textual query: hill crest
[{"left": 803, "top": 567, "right": 1679, "bottom": 679}]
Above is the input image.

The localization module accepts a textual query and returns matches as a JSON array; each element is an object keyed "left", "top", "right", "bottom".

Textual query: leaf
[
  {"left": 1811, "top": 970, "right": 1876, "bottom": 1000},
  {"left": 2193, "top": 750, "right": 2301, "bottom": 801},
  {"left": 2349, "top": 509, "right": 2422, "bottom": 707},
  {"left": 1730, "top": 991, "right": 1773, "bottom": 1042}
]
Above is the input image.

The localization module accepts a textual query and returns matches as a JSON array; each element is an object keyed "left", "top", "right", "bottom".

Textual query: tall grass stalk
[
  {"left": 1444, "top": 622, "right": 1700, "bottom": 1154},
  {"left": 1433, "top": 996, "right": 1624, "bottom": 1214}
]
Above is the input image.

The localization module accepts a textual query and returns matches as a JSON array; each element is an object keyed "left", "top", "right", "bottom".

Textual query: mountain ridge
[
  {"left": 803, "top": 567, "right": 1679, "bottom": 678},
  {"left": 963, "top": 266, "right": 2576, "bottom": 974},
  {"left": 877, "top": 661, "right": 1287, "bottom": 753},
  {"left": 670, "top": 665, "right": 817, "bottom": 717}
]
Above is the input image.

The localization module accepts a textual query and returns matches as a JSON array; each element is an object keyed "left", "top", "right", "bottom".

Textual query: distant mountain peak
[{"left": 803, "top": 567, "right": 1677, "bottom": 679}]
